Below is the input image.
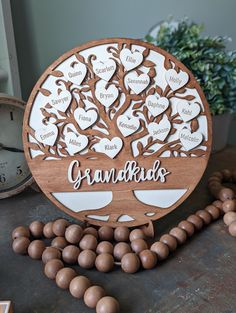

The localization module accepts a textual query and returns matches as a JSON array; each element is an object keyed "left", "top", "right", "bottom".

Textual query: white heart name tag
[
  {"left": 49, "top": 90, "right": 72, "bottom": 112},
  {"left": 125, "top": 72, "right": 150, "bottom": 94},
  {"left": 165, "top": 69, "right": 189, "bottom": 91},
  {"left": 145, "top": 95, "right": 169, "bottom": 117},
  {"left": 93, "top": 59, "right": 116, "bottom": 82},
  {"left": 99, "top": 137, "right": 123, "bottom": 159},
  {"left": 120, "top": 48, "right": 143, "bottom": 71},
  {"left": 65, "top": 61, "right": 87, "bottom": 86},
  {"left": 147, "top": 116, "right": 171, "bottom": 141},
  {"left": 65, "top": 132, "right": 88, "bottom": 155},
  {"left": 74, "top": 108, "right": 98, "bottom": 130},
  {"left": 35, "top": 123, "right": 58, "bottom": 146},
  {"left": 117, "top": 115, "right": 140, "bottom": 137},
  {"left": 95, "top": 84, "right": 119, "bottom": 108},
  {"left": 179, "top": 128, "right": 203, "bottom": 151},
  {"left": 177, "top": 100, "right": 201, "bottom": 122}
]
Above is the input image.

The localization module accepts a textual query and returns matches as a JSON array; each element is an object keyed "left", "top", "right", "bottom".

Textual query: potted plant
[{"left": 146, "top": 17, "right": 236, "bottom": 152}]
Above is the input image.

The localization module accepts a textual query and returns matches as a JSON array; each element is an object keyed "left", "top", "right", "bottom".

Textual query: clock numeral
[
  {"left": 16, "top": 165, "right": 23, "bottom": 176},
  {"left": 0, "top": 173, "right": 6, "bottom": 183}
]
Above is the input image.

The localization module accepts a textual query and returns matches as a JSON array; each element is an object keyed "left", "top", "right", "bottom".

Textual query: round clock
[
  {"left": 0, "top": 94, "right": 33, "bottom": 199},
  {"left": 23, "top": 38, "right": 212, "bottom": 227}
]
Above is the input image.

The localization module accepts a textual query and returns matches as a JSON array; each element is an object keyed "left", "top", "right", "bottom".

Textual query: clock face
[{"left": 0, "top": 102, "right": 31, "bottom": 194}]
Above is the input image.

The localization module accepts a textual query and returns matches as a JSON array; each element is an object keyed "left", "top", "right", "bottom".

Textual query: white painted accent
[
  {"left": 118, "top": 214, "right": 135, "bottom": 222},
  {"left": 49, "top": 90, "right": 72, "bottom": 112},
  {"left": 95, "top": 80, "right": 118, "bottom": 107},
  {"left": 125, "top": 71, "right": 150, "bottom": 94},
  {"left": 179, "top": 128, "right": 203, "bottom": 151},
  {"left": 145, "top": 212, "right": 156, "bottom": 217},
  {"left": 120, "top": 48, "right": 143, "bottom": 71},
  {"left": 64, "top": 61, "right": 87, "bottom": 86},
  {"left": 35, "top": 123, "right": 58, "bottom": 146},
  {"left": 147, "top": 115, "right": 171, "bottom": 141},
  {"left": 134, "top": 189, "right": 188, "bottom": 208},
  {"left": 52, "top": 191, "right": 113, "bottom": 212},
  {"left": 165, "top": 69, "right": 189, "bottom": 91},
  {"left": 145, "top": 95, "right": 169, "bottom": 117},
  {"left": 177, "top": 100, "right": 201, "bottom": 122},
  {"left": 74, "top": 107, "right": 98, "bottom": 130},
  {"left": 117, "top": 115, "right": 140, "bottom": 137},
  {"left": 64, "top": 132, "right": 88, "bottom": 155},
  {"left": 99, "top": 137, "right": 123, "bottom": 159},
  {"left": 87, "top": 214, "right": 110, "bottom": 221},
  {"left": 92, "top": 59, "right": 116, "bottom": 81}
]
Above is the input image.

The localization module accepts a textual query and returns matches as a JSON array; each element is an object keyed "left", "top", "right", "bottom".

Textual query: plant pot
[{"left": 212, "top": 112, "right": 232, "bottom": 153}]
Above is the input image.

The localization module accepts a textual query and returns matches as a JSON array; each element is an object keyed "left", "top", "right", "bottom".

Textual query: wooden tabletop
[{"left": 0, "top": 145, "right": 235, "bottom": 313}]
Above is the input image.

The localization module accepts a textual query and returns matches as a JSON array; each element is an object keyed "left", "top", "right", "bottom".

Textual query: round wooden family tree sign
[{"left": 23, "top": 38, "right": 212, "bottom": 227}]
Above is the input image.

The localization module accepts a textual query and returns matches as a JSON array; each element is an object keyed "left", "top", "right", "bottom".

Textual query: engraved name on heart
[
  {"left": 117, "top": 115, "right": 140, "bottom": 137},
  {"left": 177, "top": 100, "right": 201, "bottom": 122},
  {"left": 65, "top": 132, "right": 88, "bottom": 155},
  {"left": 147, "top": 115, "right": 171, "bottom": 141},
  {"left": 120, "top": 48, "right": 143, "bottom": 71},
  {"left": 99, "top": 137, "right": 123, "bottom": 159},
  {"left": 64, "top": 61, "right": 87, "bottom": 86},
  {"left": 35, "top": 123, "right": 58, "bottom": 146},
  {"left": 165, "top": 69, "right": 189, "bottom": 91},
  {"left": 179, "top": 128, "right": 203, "bottom": 151},
  {"left": 95, "top": 84, "right": 119, "bottom": 108},
  {"left": 125, "top": 72, "right": 150, "bottom": 94},
  {"left": 49, "top": 90, "right": 72, "bottom": 112},
  {"left": 74, "top": 108, "right": 98, "bottom": 130},
  {"left": 145, "top": 95, "right": 169, "bottom": 117},
  {"left": 93, "top": 59, "right": 116, "bottom": 82}
]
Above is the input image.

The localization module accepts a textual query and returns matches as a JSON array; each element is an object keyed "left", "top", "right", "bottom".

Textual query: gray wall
[{"left": 10, "top": 0, "right": 236, "bottom": 143}]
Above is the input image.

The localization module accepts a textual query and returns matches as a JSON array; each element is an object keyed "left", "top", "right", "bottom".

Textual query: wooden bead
[
  {"left": 113, "top": 242, "right": 131, "bottom": 261},
  {"left": 65, "top": 224, "right": 83, "bottom": 244},
  {"left": 42, "top": 247, "right": 61, "bottom": 264},
  {"left": 178, "top": 220, "right": 195, "bottom": 237},
  {"left": 52, "top": 219, "right": 70, "bottom": 237},
  {"left": 56, "top": 267, "right": 77, "bottom": 289},
  {"left": 78, "top": 249, "right": 96, "bottom": 269},
  {"left": 51, "top": 236, "right": 68, "bottom": 249},
  {"left": 79, "top": 234, "right": 98, "bottom": 251},
  {"left": 223, "top": 212, "right": 236, "bottom": 226},
  {"left": 212, "top": 200, "right": 223, "bottom": 210},
  {"left": 95, "top": 253, "right": 114, "bottom": 272},
  {"left": 196, "top": 210, "right": 212, "bottom": 225},
  {"left": 69, "top": 276, "right": 91, "bottom": 299},
  {"left": 139, "top": 250, "right": 157, "bottom": 269},
  {"left": 62, "top": 245, "right": 80, "bottom": 264},
  {"left": 169, "top": 227, "right": 187, "bottom": 244},
  {"left": 131, "top": 238, "right": 148, "bottom": 254},
  {"left": 211, "top": 171, "right": 223, "bottom": 180},
  {"left": 28, "top": 240, "right": 46, "bottom": 259},
  {"left": 12, "top": 226, "right": 30, "bottom": 240},
  {"left": 84, "top": 227, "right": 98, "bottom": 238},
  {"left": 221, "top": 169, "right": 232, "bottom": 181},
  {"left": 43, "top": 222, "right": 55, "bottom": 239},
  {"left": 186, "top": 215, "right": 203, "bottom": 231},
  {"left": 84, "top": 286, "right": 106, "bottom": 309},
  {"left": 114, "top": 226, "right": 130, "bottom": 242},
  {"left": 12, "top": 237, "right": 30, "bottom": 254},
  {"left": 44, "top": 259, "right": 64, "bottom": 279},
  {"left": 121, "top": 253, "right": 140, "bottom": 273},
  {"left": 228, "top": 221, "right": 236, "bottom": 237},
  {"left": 96, "top": 241, "right": 113, "bottom": 255},
  {"left": 29, "top": 221, "right": 44, "bottom": 238},
  {"left": 96, "top": 296, "right": 120, "bottom": 313},
  {"left": 222, "top": 199, "right": 236, "bottom": 213},
  {"left": 160, "top": 234, "right": 177, "bottom": 252},
  {"left": 218, "top": 188, "right": 235, "bottom": 202},
  {"left": 129, "top": 229, "right": 145, "bottom": 241},
  {"left": 98, "top": 226, "right": 113, "bottom": 241},
  {"left": 205, "top": 205, "right": 221, "bottom": 220},
  {"left": 150, "top": 241, "right": 169, "bottom": 260}
]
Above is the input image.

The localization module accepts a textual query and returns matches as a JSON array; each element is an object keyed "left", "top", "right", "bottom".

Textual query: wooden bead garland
[{"left": 11, "top": 168, "right": 236, "bottom": 313}]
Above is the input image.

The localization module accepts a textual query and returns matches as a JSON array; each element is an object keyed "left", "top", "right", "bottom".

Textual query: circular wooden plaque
[{"left": 23, "top": 38, "right": 212, "bottom": 227}]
